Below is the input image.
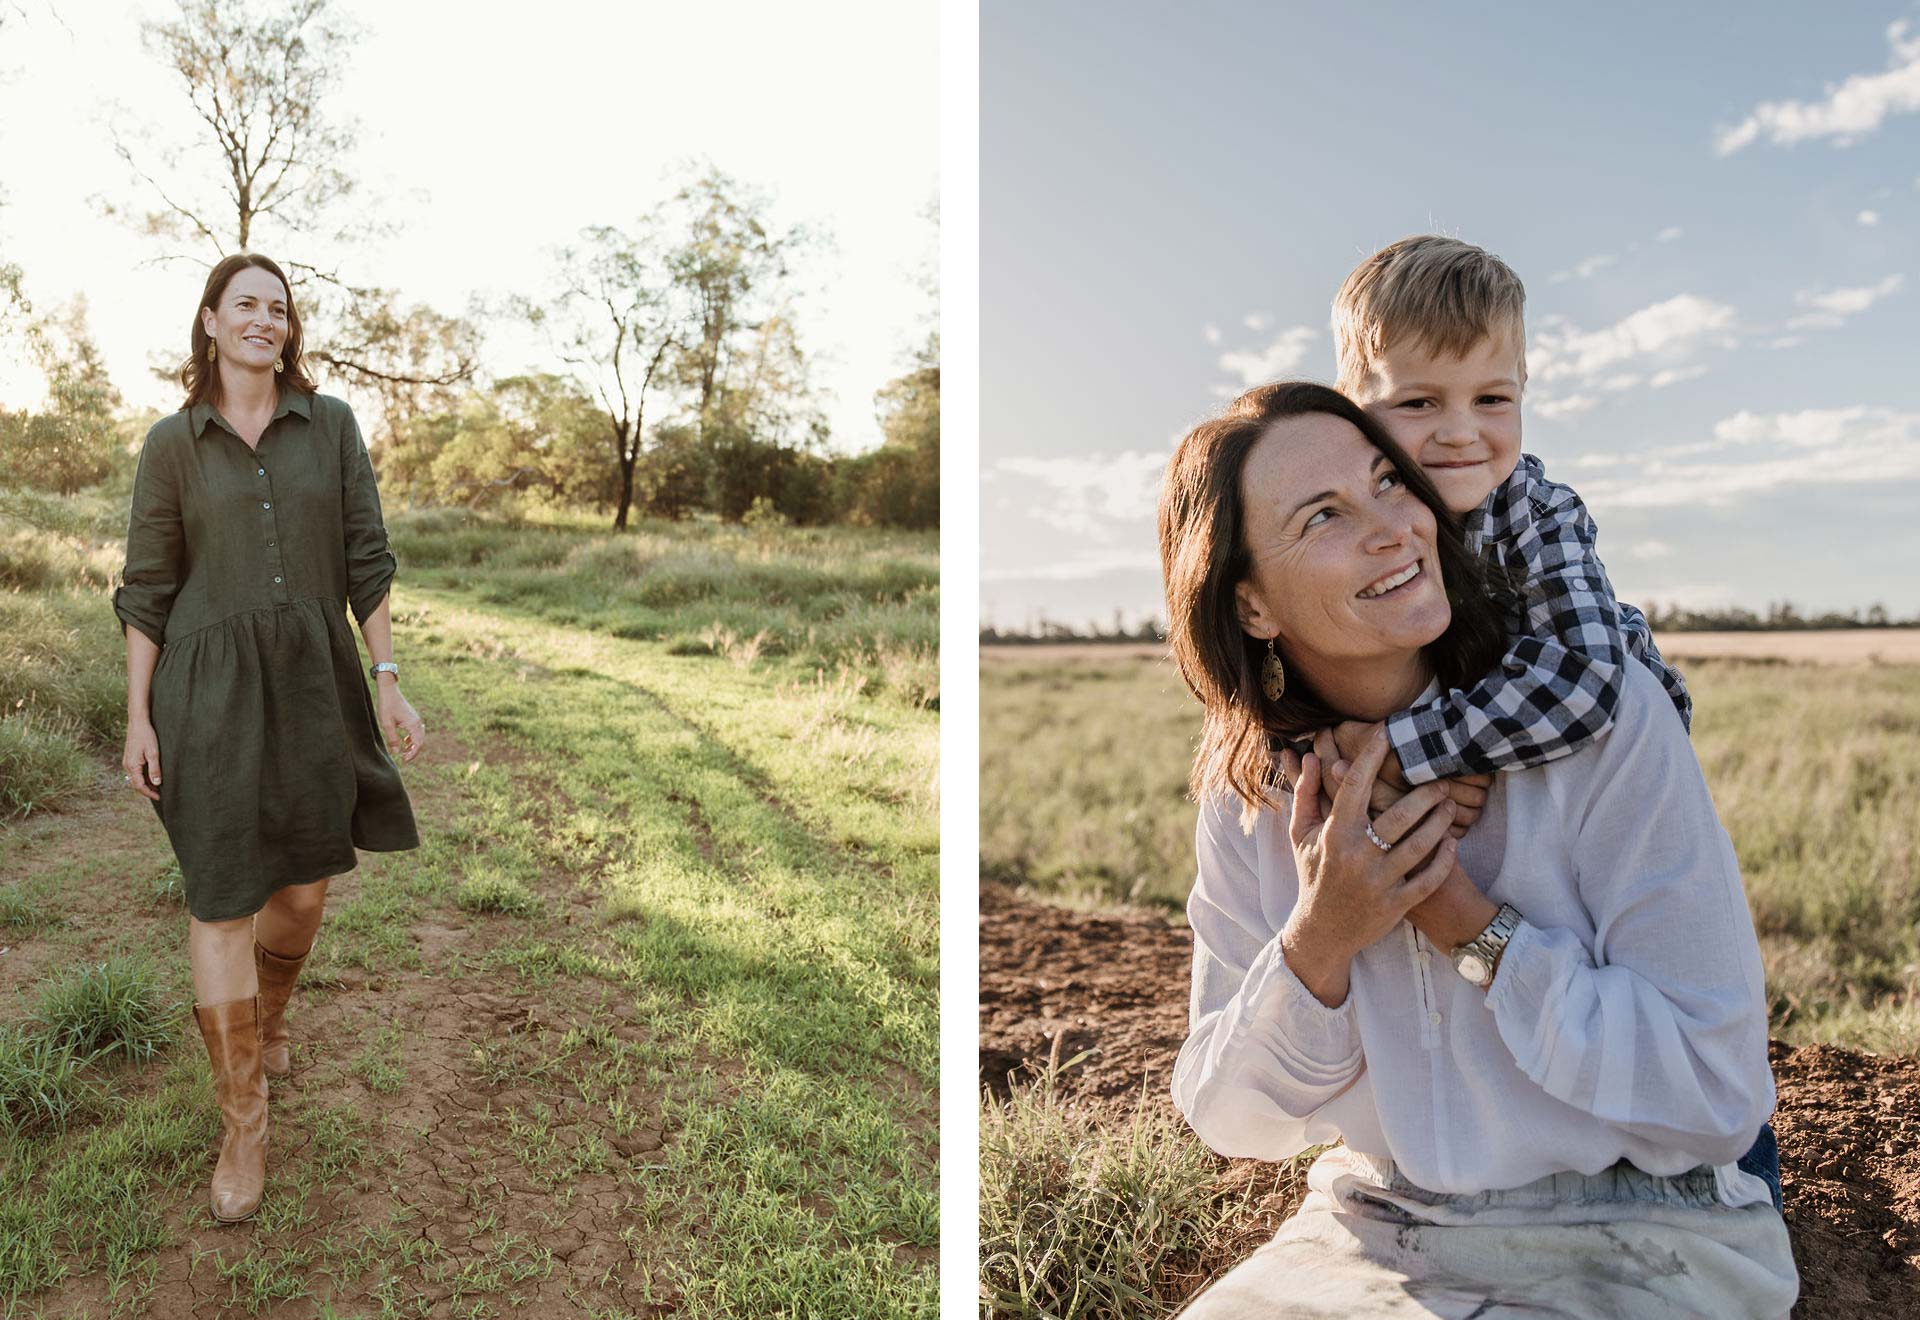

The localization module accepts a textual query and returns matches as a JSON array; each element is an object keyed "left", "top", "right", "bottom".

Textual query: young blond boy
[{"left": 1323, "top": 234, "right": 1690, "bottom": 793}]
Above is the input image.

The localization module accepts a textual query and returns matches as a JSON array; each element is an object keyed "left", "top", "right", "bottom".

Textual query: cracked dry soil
[
  {"left": 5, "top": 726, "right": 695, "bottom": 1320},
  {"left": 979, "top": 881, "right": 1920, "bottom": 1320}
]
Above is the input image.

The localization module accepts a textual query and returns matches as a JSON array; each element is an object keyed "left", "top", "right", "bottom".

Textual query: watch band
[
  {"left": 369, "top": 661, "right": 400, "bottom": 681},
  {"left": 1449, "top": 903, "right": 1521, "bottom": 989}
]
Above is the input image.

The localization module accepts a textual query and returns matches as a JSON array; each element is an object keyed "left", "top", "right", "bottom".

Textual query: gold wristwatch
[{"left": 1449, "top": 903, "right": 1521, "bottom": 989}]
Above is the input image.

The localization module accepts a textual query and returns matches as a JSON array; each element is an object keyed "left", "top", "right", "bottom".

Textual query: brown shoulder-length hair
[
  {"left": 180, "top": 253, "right": 318, "bottom": 410},
  {"left": 1158, "top": 380, "right": 1512, "bottom": 817}
]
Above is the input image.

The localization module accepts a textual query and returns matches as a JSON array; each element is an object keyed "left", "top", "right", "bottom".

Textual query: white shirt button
[
  {"left": 273, "top": 576, "right": 282, "bottom": 584},
  {"left": 262, "top": 501, "right": 271, "bottom": 509},
  {"left": 1427, "top": 1011, "right": 1442, "bottom": 1025},
  {"left": 1417, "top": 950, "right": 1431, "bottom": 962},
  {"left": 257, "top": 468, "right": 266, "bottom": 476}
]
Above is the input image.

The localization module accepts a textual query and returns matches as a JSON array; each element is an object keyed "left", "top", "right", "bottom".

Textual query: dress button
[
  {"left": 262, "top": 501, "right": 271, "bottom": 509},
  {"left": 257, "top": 468, "right": 266, "bottom": 476},
  {"left": 1427, "top": 1011, "right": 1442, "bottom": 1025},
  {"left": 273, "top": 576, "right": 283, "bottom": 584},
  {"left": 267, "top": 540, "right": 275, "bottom": 547}
]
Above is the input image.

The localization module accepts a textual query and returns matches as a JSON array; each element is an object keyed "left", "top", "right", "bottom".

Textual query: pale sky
[
  {"left": 0, "top": 0, "right": 937, "bottom": 453},
  {"left": 982, "top": 4, "right": 1920, "bottom": 630}
]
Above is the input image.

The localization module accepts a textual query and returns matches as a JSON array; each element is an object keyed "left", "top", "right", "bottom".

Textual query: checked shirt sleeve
[
  {"left": 1617, "top": 599, "right": 1693, "bottom": 733},
  {"left": 1387, "top": 469, "right": 1639, "bottom": 783}
]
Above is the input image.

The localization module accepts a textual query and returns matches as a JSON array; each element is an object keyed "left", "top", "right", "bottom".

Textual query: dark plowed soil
[{"left": 980, "top": 881, "right": 1920, "bottom": 1319}]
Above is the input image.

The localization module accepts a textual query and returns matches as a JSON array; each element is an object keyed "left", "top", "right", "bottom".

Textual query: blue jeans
[{"left": 1737, "top": 1121, "right": 1783, "bottom": 1213}]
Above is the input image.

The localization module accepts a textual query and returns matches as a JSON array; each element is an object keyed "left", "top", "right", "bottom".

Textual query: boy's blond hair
[{"left": 1333, "top": 235, "right": 1527, "bottom": 399}]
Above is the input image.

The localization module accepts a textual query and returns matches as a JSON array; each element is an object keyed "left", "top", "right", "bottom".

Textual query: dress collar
[{"left": 188, "top": 388, "right": 313, "bottom": 439}]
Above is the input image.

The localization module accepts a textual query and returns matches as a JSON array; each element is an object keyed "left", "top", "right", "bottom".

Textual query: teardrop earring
[
  {"left": 273, "top": 358, "right": 284, "bottom": 374},
  {"left": 206, "top": 341, "right": 217, "bottom": 363},
  {"left": 1262, "top": 638, "right": 1286, "bottom": 701}
]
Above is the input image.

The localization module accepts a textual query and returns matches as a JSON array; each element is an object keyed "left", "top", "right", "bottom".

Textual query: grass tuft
[
  {"left": 455, "top": 872, "right": 544, "bottom": 917},
  {"left": 980, "top": 1065, "right": 1297, "bottom": 1319},
  {"left": 0, "top": 1024, "right": 95, "bottom": 1137},
  {"left": 32, "top": 957, "right": 177, "bottom": 1064}
]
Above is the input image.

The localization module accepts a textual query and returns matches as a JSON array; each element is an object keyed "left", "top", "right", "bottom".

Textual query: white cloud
[
  {"left": 1529, "top": 294, "right": 1736, "bottom": 384},
  {"left": 979, "top": 549, "right": 1164, "bottom": 583},
  {"left": 1535, "top": 393, "right": 1599, "bottom": 419},
  {"left": 1859, "top": 209, "right": 1882, "bottom": 226},
  {"left": 1217, "top": 325, "right": 1318, "bottom": 388},
  {"left": 1714, "top": 20, "right": 1920, "bottom": 153},
  {"left": 1600, "top": 373, "right": 1642, "bottom": 392},
  {"left": 987, "top": 449, "right": 1171, "bottom": 537},
  {"left": 1575, "top": 405, "right": 1920, "bottom": 508},
  {"left": 1656, "top": 226, "right": 1684, "bottom": 242},
  {"left": 1650, "top": 364, "right": 1709, "bottom": 388},
  {"left": 1787, "top": 273, "right": 1903, "bottom": 328},
  {"left": 1243, "top": 312, "right": 1274, "bottom": 333},
  {"left": 1768, "top": 335, "right": 1805, "bottom": 349},
  {"left": 1624, "top": 540, "right": 1673, "bottom": 559},
  {"left": 1203, "top": 323, "right": 1222, "bottom": 346},
  {"left": 1550, "top": 252, "right": 1617, "bottom": 283}
]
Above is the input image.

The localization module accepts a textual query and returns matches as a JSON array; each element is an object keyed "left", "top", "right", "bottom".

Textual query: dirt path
[
  {"left": 3, "top": 714, "right": 686, "bottom": 1318},
  {"left": 980, "top": 881, "right": 1920, "bottom": 1319}
]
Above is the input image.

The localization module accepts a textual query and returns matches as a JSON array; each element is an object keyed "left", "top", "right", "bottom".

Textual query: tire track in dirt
[{"left": 979, "top": 880, "right": 1920, "bottom": 1319}]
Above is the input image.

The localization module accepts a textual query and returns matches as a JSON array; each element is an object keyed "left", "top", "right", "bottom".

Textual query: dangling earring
[
  {"left": 273, "top": 357, "right": 284, "bottom": 374},
  {"left": 1262, "top": 638, "right": 1286, "bottom": 701},
  {"left": 206, "top": 341, "right": 217, "bottom": 363}
]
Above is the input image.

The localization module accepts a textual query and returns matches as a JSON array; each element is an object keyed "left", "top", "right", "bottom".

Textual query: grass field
[
  {"left": 1, "top": 496, "right": 938, "bottom": 1318},
  {"left": 980, "top": 641, "right": 1920, "bottom": 1319},
  {"left": 982, "top": 642, "right": 1920, "bottom": 1055}
]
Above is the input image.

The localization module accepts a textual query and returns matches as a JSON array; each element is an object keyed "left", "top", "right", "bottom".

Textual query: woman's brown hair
[
  {"left": 180, "top": 253, "right": 318, "bottom": 409},
  {"left": 1158, "top": 380, "right": 1512, "bottom": 817}
]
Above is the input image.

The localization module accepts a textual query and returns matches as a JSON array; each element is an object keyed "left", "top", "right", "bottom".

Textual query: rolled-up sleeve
[
  {"left": 1483, "top": 666, "right": 1775, "bottom": 1168},
  {"left": 1171, "top": 792, "right": 1364, "bottom": 1162},
  {"left": 113, "top": 434, "right": 184, "bottom": 648},
  {"left": 340, "top": 406, "right": 397, "bottom": 626}
]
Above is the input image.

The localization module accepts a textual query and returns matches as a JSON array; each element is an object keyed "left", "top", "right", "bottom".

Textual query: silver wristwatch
[
  {"left": 1450, "top": 903, "right": 1522, "bottom": 989},
  {"left": 369, "top": 661, "right": 400, "bottom": 681}
]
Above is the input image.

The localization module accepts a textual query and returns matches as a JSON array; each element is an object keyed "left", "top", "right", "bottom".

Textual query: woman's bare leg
[
  {"left": 188, "top": 915, "right": 260, "bottom": 1004},
  {"left": 254, "top": 876, "right": 331, "bottom": 957}
]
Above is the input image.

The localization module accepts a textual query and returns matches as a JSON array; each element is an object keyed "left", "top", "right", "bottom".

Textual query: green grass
[
  {"left": 980, "top": 1065, "right": 1297, "bottom": 1320},
  {"left": 982, "top": 651, "right": 1920, "bottom": 1055},
  {"left": 30, "top": 958, "right": 176, "bottom": 1065},
  {"left": 1, "top": 488, "right": 938, "bottom": 1315}
]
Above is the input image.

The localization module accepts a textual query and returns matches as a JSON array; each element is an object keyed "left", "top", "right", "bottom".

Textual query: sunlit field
[
  {"left": 982, "top": 641, "right": 1920, "bottom": 1054},
  {"left": 2, "top": 493, "right": 938, "bottom": 1317}
]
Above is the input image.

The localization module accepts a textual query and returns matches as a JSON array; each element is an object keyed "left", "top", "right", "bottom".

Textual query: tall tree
[
  {"left": 538, "top": 223, "right": 684, "bottom": 531},
  {"left": 0, "top": 298, "right": 124, "bottom": 494},
  {"left": 106, "top": 0, "right": 476, "bottom": 418},
  {"left": 662, "top": 165, "right": 802, "bottom": 442}
]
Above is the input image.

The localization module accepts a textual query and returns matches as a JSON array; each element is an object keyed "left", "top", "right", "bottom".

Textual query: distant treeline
[{"left": 983, "top": 602, "right": 1920, "bottom": 646}]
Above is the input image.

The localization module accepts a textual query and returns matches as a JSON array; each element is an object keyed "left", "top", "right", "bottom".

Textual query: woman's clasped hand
[{"left": 1278, "top": 727, "right": 1458, "bottom": 1003}]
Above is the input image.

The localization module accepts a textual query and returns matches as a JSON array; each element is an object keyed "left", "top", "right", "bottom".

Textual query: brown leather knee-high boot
[
  {"left": 193, "top": 995, "right": 268, "bottom": 1222},
  {"left": 253, "top": 939, "right": 311, "bottom": 1079}
]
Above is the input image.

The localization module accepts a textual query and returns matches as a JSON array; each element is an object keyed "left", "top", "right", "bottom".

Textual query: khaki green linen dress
[{"left": 113, "top": 389, "right": 419, "bottom": 922}]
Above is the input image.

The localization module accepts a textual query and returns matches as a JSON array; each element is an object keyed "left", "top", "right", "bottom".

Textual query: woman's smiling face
[
  {"left": 200, "top": 265, "right": 289, "bottom": 372},
  {"left": 1234, "top": 410, "right": 1453, "bottom": 667}
]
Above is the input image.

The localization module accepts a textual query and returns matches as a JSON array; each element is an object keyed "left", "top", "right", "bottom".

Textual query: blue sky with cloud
[{"left": 982, "top": 4, "right": 1920, "bottom": 631}]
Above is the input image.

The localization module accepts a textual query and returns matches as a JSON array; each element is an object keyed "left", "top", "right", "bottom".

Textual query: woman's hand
[
  {"left": 122, "top": 718, "right": 162, "bottom": 802},
  {"left": 1281, "top": 728, "right": 1458, "bottom": 1002},
  {"left": 377, "top": 683, "right": 426, "bottom": 764}
]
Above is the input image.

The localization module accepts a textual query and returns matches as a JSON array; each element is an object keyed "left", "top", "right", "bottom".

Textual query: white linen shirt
[{"left": 1171, "top": 662, "right": 1776, "bottom": 1206}]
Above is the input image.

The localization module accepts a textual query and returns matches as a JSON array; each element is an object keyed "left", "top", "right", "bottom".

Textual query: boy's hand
[
  {"left": 1327, "top": 720, "right": 1410, "bottom": 791},
  {"left": 1310, "top": 724, "right": 1491, "bottom": 839}
]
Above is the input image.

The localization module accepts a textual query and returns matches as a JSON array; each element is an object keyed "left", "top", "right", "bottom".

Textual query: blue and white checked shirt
[{"left": 1385, "top": 453, "right": 1692, "bottom": 784}]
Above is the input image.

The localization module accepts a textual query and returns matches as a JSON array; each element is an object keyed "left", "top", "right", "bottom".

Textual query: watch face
[{"left": 1458, "top": 953, "right": 1492, "bottom": 984}]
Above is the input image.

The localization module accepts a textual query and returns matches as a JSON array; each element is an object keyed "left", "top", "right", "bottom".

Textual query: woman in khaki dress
[{"left": 115, "top": 253, "right": 425, "bottom": 1223}]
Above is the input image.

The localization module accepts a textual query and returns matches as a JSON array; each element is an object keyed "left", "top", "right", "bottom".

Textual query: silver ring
[{"left": 1364, "top": 821, "right": 1392, "bottom": 852}]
